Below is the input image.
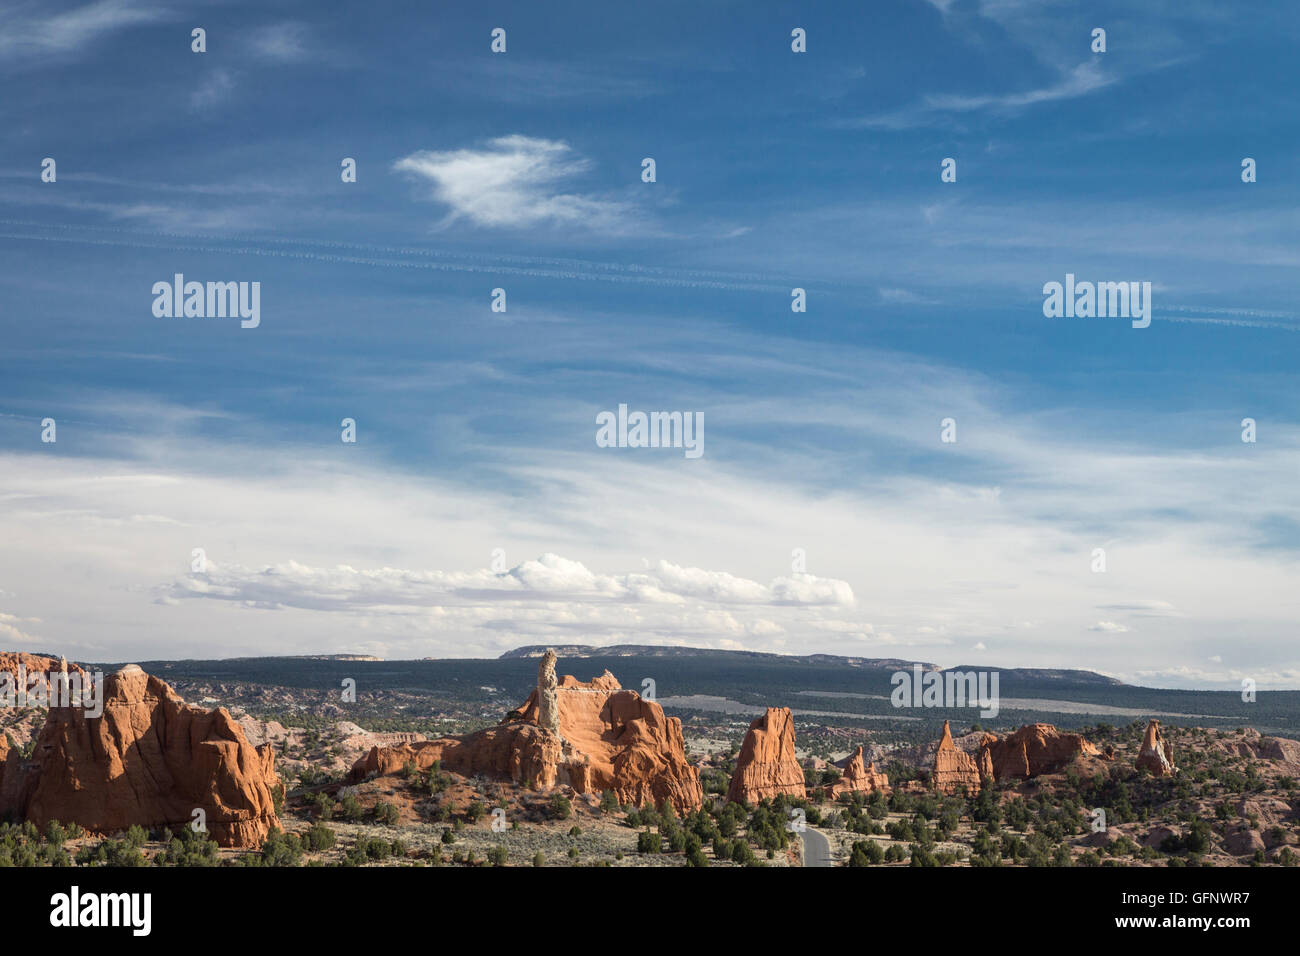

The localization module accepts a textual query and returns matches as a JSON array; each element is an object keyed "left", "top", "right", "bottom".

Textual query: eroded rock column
[{"left": 537, "top": 648, "right": 561, "bottom": 737}]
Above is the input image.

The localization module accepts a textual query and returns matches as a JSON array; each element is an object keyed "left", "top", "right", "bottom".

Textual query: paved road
[{"left": 800, "top": 827, "right": 834, "bottom": 867}]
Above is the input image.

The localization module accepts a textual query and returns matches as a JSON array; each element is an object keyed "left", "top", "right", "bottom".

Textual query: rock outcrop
[
  {"left": 350, "top": 653, "right": 703, "bottom": 815},
  {"left": 234, "top": 715, "right": 292, "bottom": 748},
  {"left": 1209, "top": 729, "right": 1300, "bottom": 768},
  {"left": 0, "top": 652, "right": 91, "bottom": 701},
  {"left": 536, "top": 649, "right": 561, "bottom": 737},
  {"left": 892, "top": 724, "right": 984, "bottom": 769},
  {"left": 1258, "top": 736, "right": 1300, "bottom": 765},
  {"left": 727, "top": 707, "right": 806, "bottom": 804},
  {"left": 1136, "top": 719, "right": 1176, "bottom": 776},
  {"left": 978, "top": 723, "right": 1101, "bottom": 780},
  {"left": 1223, "top": 826, "right": 1267, "bottom": 856},
  {"left": 1, "top": 664, "right": 281, "bottom": 847},
  {"left": 826, "top": 745, "right": 890, "bottom": 798},
  {"left": 0, "top": 734, "right": 31, "bottom": 818},
  {"left": 928, "top": 721, "right": 1107, "bottom": 791},
  {"left": 932, "top": 720, "right": 986, "bottom": 794},
  {"left": 333, "top": 722, "right": 426, "bottom": 754},
  {"left": 0, "top": 651, "right": 87, "bottom": 675}
]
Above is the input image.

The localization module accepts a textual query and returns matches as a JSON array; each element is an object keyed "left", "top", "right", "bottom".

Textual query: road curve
[{"left": 800, "top": 827, "right": 834, "bottom": 867}]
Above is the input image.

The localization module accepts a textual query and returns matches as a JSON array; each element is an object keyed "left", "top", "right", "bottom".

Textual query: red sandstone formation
[
  {"left": 0, "top": 655, "right": 89, "bottom": 814},
  {"left": 826, "top": 745, "right": 890, "bottom": 798},
  {"left": 0, "top": 664, "right": 281, "bottom": 847},
  {"left": 350, "top": 651, "right": 703, "bottom": 815},
  {"left": 1136, "top": 719, "right": 1176, "bottom": 776},
  {"left": 0, "top": 651, "right": 86, "bottom": 675},
  {"left": 978, "top": 723, "right": 1101, "bottom": 780},
  {"left": 726, "top": 706, "right": 806, "bottom": 805},
  {"left": 0, "top": 652, "right": 91, "bottom": 691},
  {"left": 0, "top": 734, "right": 26, "bottom": 818},
  {"left": 932, "top": 720, "right": 985, "bottom": 794},
  {"left": 930, "top": 721, "right": 1108, "bottom": 792}
]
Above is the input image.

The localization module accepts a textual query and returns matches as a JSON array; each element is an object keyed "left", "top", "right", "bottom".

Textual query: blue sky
[{"left": 1, "top": 0, "right": 1298, "bottom": 688}]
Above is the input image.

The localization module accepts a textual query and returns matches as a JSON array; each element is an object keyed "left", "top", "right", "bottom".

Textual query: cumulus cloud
[
  {"left": 393, "top": 135, "right": 636, "bottom": 231},
  {"left": 0, "top": 611, "right": 45, "bottom": 647},
  {"left": 1089, "top": 621, "right": 1130, "bottom": 633},
  {"left": 161, "top": 553, "right": 855, "bottom": 613},
  {"left": 1, "top": 326, "right": 1297, "bottom": 678}
]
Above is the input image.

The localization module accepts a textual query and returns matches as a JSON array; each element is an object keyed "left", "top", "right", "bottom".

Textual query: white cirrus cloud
[
  {"left": 393, "top": 135, "right": 636, "bottom": 232},
  {"left": 1132, "top": 664, "right": 1300, "bottom": 690},
  {"left": 250, "top": 22, "right": 309, "bottom": 61},
  {"left": 844, "top": 62, "right": 1116, "bottom": 130},
  {"left": 925, "top": 61, "right": 1115, "bottom": 114},
  {"left": 190, "top": 68, "right": 235, "bottom": 110},
  {"left": 0, "top": 0, "right": 165, "bottom": 61},
  {"left": 1095, "top": 600, "right": 1180, "bottom": 618}
]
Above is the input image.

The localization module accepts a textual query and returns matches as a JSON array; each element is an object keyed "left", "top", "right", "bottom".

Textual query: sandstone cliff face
[
  {"left": 350, "top": 655, "right": 703, "bottom": 815},
  {"left": 932, "top": 720, "right": 984, "bottom": 794},
  {"left": 826, "top": 745, "right": 890, "bottom": 798},
  {"left": 727, "top": 706, "right": 806, "bottom": 805},
  {"left": 978, "top": 723, "right": 1101, "bottom": 780},
  {"left": 3, "top": 659, "right": 82, "bottom": 812},
  {"left": 3, "top": 665, "right": 281, "bottom": 847},
  {"left": 1136, "top": 719, "right": 1176, "bottom": 776},
  {"left": 0, "top": 734, "right": 34, "bottom": 821}
]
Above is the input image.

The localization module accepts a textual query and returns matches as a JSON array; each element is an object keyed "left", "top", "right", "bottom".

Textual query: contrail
[{"left": 0, "top": 219, "right": 797, "bottom": 293}]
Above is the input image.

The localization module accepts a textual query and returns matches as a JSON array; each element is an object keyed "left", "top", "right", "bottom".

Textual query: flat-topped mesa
[
  {"left": 932, "top": 720, "right": 985, "bottom": 794},
  {"left": 349, "top": 652, "right": 702, "bottom": 815},
  {"left": 1136, "top": 719, "right": 1176, "bottom": 776},
  {"left": 0, "top": 664, "right": 281, "bottom": 848},
  {"left": 827, "top": 745, "right": 890, "bottom": 799},
  {"left": 727, "top": 706, "right": 807, "bottom": 805},
  {"left": 978, "top": 723, "right": 1101, "bottom": 781}
]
